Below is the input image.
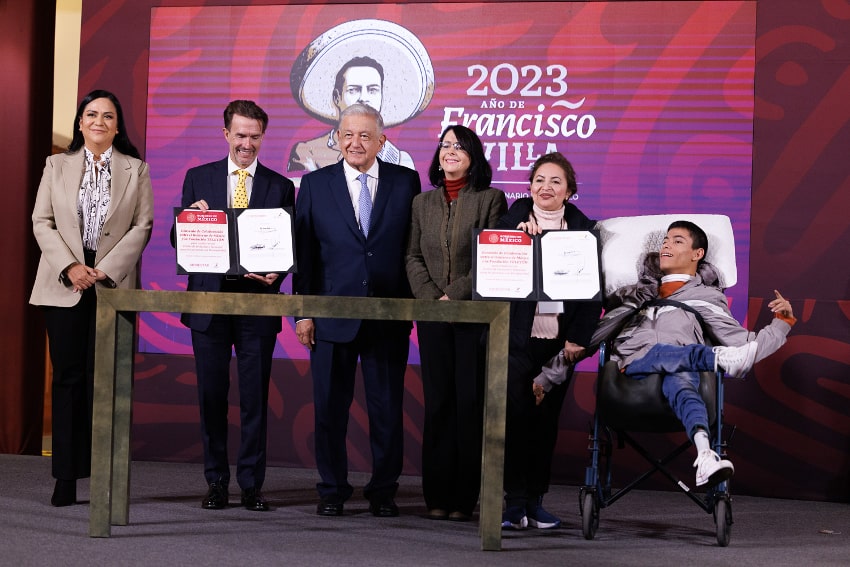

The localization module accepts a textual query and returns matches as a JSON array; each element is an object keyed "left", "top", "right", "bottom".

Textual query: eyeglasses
[{"left": 437, "top": 141, "right": 465, "bottom": 152}]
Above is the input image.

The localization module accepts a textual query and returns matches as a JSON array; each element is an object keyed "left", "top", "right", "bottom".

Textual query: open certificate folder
[
  {"left": 174, "top": 207, "right": 296, "bottom": 275},
  {"left": 472, "top": 229, "right": 601, "bottom": 301}
]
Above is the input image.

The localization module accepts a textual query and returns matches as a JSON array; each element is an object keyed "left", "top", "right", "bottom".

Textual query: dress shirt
[
  {"left": 342, "top": 159, "right": 378, "bottom": 227},
  {"left": 228, "top": 157, "right": 258, "bottom": 207}
]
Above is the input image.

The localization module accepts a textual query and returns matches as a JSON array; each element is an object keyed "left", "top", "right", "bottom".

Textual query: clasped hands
[{"left": 65, "top": 263, "right": 108, "bottom": 293}]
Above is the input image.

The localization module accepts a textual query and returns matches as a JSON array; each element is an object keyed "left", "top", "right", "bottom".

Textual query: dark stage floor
[{"left": 1, "top": 454, "right": 847, "bottom": 566}]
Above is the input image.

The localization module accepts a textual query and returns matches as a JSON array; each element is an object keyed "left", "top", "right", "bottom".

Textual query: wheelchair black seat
[{"left": 597, "top": 360, "right": 717, "bottom": 432}]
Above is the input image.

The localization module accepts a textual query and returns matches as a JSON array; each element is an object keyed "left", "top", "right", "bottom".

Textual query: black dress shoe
[
  {"left": 316, "top": 499, "right": 344, "bottom": 516},
  {"left": 448, "top": 510, "right": 472, "bottom": 522},
  {"left": 241, "top": 487, "right": 270, "bottom": 511},
  {"left": 369, "top": 497, "right": 399, "bottom": 517},
  {"left": 51, "top": 479, "right": 76, "bottom": 507},
  {"left": 201, "top": 481, "right": 228, "bottom": 509}
]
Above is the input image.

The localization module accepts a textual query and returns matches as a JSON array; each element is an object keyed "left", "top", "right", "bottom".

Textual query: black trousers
[
  {"left": 503, "top": 337, "right": 572, "bottom": 507},
  {"left": 417, "top": 321, "right": 486, "bottom": 515},
  {"left": 42, "top": 251, "right": 98, "bottom": 481},
  {"left": 310, "top": 320, "right": 410, "bottom": 503},
  {"left": 191, "top": 314, "right": 276, "bottom": 491}
]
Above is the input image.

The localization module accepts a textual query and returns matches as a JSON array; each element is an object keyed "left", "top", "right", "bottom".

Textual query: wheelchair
[
  {"left": 580, "top": 344, "right": 733, "bottom": 546},
  {"left": 579, "top": 214, "right": 738, "bottom": 547}
]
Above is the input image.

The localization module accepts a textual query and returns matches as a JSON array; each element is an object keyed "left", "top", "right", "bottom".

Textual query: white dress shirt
[
  {"left": 342, "top": 159, "right": 378, "bottom": 228},
  {"left": 227, "top": 157, "right": 258, "bottom": 207}
]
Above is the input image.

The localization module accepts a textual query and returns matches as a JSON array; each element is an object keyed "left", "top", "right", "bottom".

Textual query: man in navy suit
[
  {"left": 294, "top": 103, "right": 420, "bottom": 517},
  {"left": 178, "top": 100, "right": 295, "bottom": 512}
]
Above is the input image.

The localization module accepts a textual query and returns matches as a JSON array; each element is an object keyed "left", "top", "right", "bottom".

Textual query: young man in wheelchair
[{"left": 535, "top": 220, "right": 795, "bottom": 488}]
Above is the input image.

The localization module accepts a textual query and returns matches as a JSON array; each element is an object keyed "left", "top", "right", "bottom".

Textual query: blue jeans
[{"left": 624, "top": 344, "right": 716, "bottom": 439}]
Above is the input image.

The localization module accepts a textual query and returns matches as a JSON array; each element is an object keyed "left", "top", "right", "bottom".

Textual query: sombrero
[{"left": 291, "top": 19, "right": 435, "bottom": 128}]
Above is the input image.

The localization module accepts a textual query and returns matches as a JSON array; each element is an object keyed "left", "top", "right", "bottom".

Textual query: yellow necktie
[{"left": 233, "top": 169, "right": 249, "bottom": 208}]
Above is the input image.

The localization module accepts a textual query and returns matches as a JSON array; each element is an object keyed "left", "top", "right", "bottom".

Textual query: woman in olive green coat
[{"left": 406, "top": 125, "right": 507, "bottom": 521}]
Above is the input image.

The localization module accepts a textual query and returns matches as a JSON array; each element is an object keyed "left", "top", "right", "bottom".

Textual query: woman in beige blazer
[{"left": 30, "top": 90, "right": 154, "bottom": 506}]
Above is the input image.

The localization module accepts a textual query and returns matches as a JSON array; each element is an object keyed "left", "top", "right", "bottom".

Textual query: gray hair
[{"left": 338, "top": 103, "right": 384, "bottom": 135}]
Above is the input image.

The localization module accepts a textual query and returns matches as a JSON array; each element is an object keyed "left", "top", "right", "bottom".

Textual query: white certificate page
[
  {"left": 236, "top": 208, "right": 294, "bottom": 274},
  {"left": 539, "top": 230, "right": 600, "bottom": 300}
]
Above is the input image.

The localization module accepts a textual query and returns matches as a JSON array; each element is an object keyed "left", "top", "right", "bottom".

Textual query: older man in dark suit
[
  {"left": 294, "top": 103, "right": 420, "bottom": 517},
  {"left": 178, "top": 100, "right": 295, "bottom": 512}
]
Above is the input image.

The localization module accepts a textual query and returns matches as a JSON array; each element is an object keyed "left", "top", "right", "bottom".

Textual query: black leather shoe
[
  {"left": 51, "top": 479, "right": 76, "bottom": 507},
  {"left": 201, "top": 481, "right": 228, "bottom": 509},
  {"left": 316, "top": 499, "right": 344, "bottom": 516},
  {"left": 369, "top": 497, "right": 399, "bottom": 517},
  {"left": 448, "top": 510, "right": 472, "bottom": 522},
  {"left": 241, "top": 487, "right": 270, "bottom": 511}
]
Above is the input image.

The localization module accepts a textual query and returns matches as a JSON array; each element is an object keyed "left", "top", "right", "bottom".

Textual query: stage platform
[{"left": 0, "top": 454, "right": 846, "bottom": 566}]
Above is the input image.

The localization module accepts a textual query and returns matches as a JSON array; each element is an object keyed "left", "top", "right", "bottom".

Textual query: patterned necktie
[
  {"left": 233, "top": 169, "right": 250, "bottom": 208},
  {"left": 357, "top": 173, "right": 372, "bottom": 237}
]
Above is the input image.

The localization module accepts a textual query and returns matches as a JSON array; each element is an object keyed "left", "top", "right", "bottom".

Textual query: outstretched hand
[{"left": 769, "top": 290, "right": 793, "bottom": 319}]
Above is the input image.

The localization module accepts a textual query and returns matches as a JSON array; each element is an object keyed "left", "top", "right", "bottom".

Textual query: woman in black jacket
[{"left": 497, "top": 152, "right": 601, "bottom": 530}]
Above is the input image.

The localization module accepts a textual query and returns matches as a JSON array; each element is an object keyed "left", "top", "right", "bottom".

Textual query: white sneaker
[
  {"left": 693, "top": 450, "right": 735, "bottom": 487},
  {"left": 713, "top": 342, "right": 758, "bottom": 378}
]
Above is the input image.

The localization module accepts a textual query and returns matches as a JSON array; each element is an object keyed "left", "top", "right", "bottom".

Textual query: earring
[{"left": 438, "top": 166, "right": 442, "bottom": 171}]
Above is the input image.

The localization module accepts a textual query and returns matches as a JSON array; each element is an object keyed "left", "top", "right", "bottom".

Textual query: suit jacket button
[{"left": 362, "top": 280, "right": 368, "bottom": 286}]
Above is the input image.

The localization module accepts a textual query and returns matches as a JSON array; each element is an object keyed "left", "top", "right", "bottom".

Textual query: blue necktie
[{"left": 357, "top": 173, "right": 372, "bottom": 237}]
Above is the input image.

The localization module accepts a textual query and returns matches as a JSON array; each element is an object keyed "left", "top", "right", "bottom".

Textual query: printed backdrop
[
  {"left": 74, "top": 0, "right": 850, "bottom": 502},
  {"left": 141, "top": 1, "right": 756, "bottom": 360}
]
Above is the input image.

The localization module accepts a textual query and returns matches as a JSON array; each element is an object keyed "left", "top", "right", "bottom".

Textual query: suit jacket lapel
[
  {"left": 370, "top": 160, "right": 393, "bottom": 235},
  {"left": 207, "top": 158, "right": 229, "bottom": 209},
  {"left": 61, "top": 151, "right": 85, "bottom": 212},
  {"left": 105, "top": 150, "right": 130, "bottom": 224},
  {"left": 249, "top": 162, "right": 268, "bottom": 208},
  {"left": 59, "top": 151, "right": 85, "bottom": 259},
  {"left": 329, "top": 162, "right": 363, "bottom": 238}
]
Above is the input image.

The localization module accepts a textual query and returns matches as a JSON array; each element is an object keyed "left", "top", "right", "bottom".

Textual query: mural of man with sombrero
[{"left": 288, "top": 19, "right": 435, "bottom": 172}]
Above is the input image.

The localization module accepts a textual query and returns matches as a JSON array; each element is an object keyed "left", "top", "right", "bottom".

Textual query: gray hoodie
[{"left": 534, "top": 254, "right": 792, "bottom": 391}]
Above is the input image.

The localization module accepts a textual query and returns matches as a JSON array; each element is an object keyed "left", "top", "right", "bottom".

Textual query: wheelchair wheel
[
  {"left": 714, "top": 498, "right": 732, "bottom": 547},
  {"left": 581, "top": 491, "right": 599, "bottom": 540}
]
